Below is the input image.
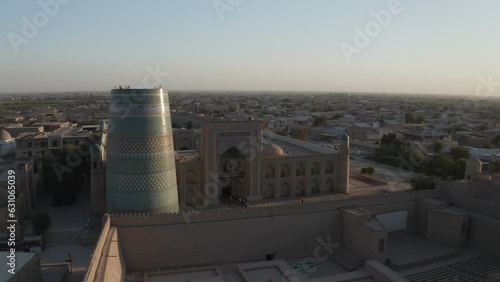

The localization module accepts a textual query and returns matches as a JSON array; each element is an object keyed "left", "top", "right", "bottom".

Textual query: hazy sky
[{"left": 1, "top": 0, "right": 499, "bottom": 95}]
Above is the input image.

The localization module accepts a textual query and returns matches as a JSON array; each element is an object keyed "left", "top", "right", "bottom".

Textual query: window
[
  {"left": 28, "top": 151, "right": 32, "bottom": 157},
  {"left": 265, "top": 165, "right": 275, "bottom": 178},
  {"left": 280, "top": 164, "right": 290, "bottom": 177},
  {"left": 186, "top": 170, "right": 198, "bottom": 185},
  {"left": 28, "top": 142, "right": 32, "bottom": 148},
  {"left": 325, "top": 161, "right": 334, "bottom": 174},
  {"left": 296, "top": 163, "right": 306, "bottom": 176},
  {"left": 311, "top": 162, "right": 320, "bottom": 175}
]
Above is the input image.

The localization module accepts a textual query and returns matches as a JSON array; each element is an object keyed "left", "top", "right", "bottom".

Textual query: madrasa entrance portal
[{"left": 218, "top": 147, "right": 247, "bottom": 200}]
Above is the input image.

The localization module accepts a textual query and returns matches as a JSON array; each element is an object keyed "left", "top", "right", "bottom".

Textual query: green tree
[
  {"left": 380, "top": 133, "right": 398, "bottom": 146},
  {"left": 333, "top": 113, "right": 344, "bottom": 120},
  {"left": 360, "top": 167, "right": 367, "bottom": 175},
  {"left": 276, "top": 130, "right": 287, "bottom": 136},
  {"left": 491, "top": 133, "right": 500, "bottom": 147},
  {"left": 290, "top": 128, "right": 308, "bottom": 140},
  {"left": 33, "top": 212, "right": 51, "bottom": 235},
  {"left": 410, "top": 174, "right": 436, "bottom": 191},
  {"left": 433, "top": 141, "right": 444, "bottom": 153},
  {"left": 484, "top": 141, "right": 493, "bottom": 149},
  {"left": 366, "top": 166, "right": 376, "bottom": 178},
  {"left": 405, "top": 112, "right": 416, "bottom": 124},
  {"left": 313, "top": 116, "right": 327, "bottom": 127},
  {"left": 450, "top": 147, "right": 470, "bottom": 161},
  {"left": 416, "top": 115, "right": 426, "bottom": 124}
]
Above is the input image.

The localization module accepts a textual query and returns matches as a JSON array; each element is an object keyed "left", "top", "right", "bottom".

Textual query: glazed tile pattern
[{"left": 106, "top": 88, "right": 179, "bottom": 214}]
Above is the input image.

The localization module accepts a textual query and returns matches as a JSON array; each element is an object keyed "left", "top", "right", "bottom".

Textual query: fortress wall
[
  {"left": 84, "top": 215, "right": 113, "bottom": 282},
  {"left": 117, "top": 210, "right": 341, "bottom": 272},
  {"left": 447, "top": 182, "right": 500, "bottom": 220},
  {"left": 467, "top": 213, "right": 500, "bottom": 255},
  {"left": 113, "top": 190, "right": 442, "bottom": 272},
  {"left": 109, "top": 188, "right": 444, "bottom": 227}
]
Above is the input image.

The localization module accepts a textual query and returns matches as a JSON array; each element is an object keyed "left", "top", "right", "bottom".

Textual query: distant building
[
  {"left": 400, "top": 129, "right": 457, "bottom": 153},
  {"left": 347, "top": 122, "right": 379, "bottom": 141},
  {"left": 3, "top": 126, "right": 44, "bottom": 138},
  {"left": 15, "top": 126, "right": 98, "bottom": 159}
]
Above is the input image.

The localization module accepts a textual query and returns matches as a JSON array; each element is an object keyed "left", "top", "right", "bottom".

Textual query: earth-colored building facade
[{"left": 174, "top": 120, "right": 350, "bottom": 206}]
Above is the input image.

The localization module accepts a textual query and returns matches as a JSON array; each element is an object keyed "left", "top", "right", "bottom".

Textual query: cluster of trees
[
  {"left": 276, "top": 128, "right": 308, "bottom": 141},
  {"left": 484, "top": 133, "right": 500, "bottom": 149},
  {"left": 290, "top": 128, "right": 308, "bottom": 140},
  {"left": 313, "top": 116, "right": 327, "bottom": 127},
  {"left": 404, "top": 112, "right": 426, "bottom": 124},
  {"left": 360, "top": 166, "right": 375, "bottom": 177},
  {"left": 310, "top": 105, "right": 335, "bottom": 112},
  {"left": 37, "top": 139, "right": 98, "bottom": 206},
  {"left": 371, "top": 133, "right": 471, "bottom": 180},
  {"left": 410, "top": 174, "right": 436, "bottom": 191}
]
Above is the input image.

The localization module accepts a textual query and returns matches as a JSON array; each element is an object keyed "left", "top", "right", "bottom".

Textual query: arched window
[
  {"left": 296, "top": 181, "right": 306, "bottom": 196},
  {"left": 280, "top": 182, "right": 290, "bottom": 197},
  {"left": 265, "top": 184, "right": 275, "bottom": 199},
  {"left": 265, "top": 165, "right": 276, "bottom": 178},
  {"left": 296, "top": 163, "right": 306, "bottom": 176},
  {"left": 281, "top": 164, "right": 291, "bottom": 177},
  {"left": 325, "top": 161, "right": 334, "bottom": 174},
  {"left": 311, "top": 162, "right": 320, "bottom": 175},
  {"left": 186, "top": 169, "right": 198, "bottom": 185},
  {"left": 326, "top": 178, "right": 334, "bottom": 192}
]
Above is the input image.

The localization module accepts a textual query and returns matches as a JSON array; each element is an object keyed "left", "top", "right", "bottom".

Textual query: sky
[{"left": 1, "top": 0, "right": 499, "bottom": 95}]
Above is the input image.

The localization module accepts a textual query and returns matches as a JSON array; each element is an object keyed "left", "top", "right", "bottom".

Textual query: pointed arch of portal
[{"left": 218, "top": 146, "right": 248, "bottom": 200}]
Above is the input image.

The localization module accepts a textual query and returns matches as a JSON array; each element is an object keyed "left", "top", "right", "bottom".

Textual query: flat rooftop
[{"left": 263, "top": 137, "right": 337, "bottom": 156}]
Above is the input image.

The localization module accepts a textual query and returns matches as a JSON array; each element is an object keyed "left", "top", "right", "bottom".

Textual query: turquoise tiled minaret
[{"left": 106, "top": 88, "right": 179, "bottom": 214}]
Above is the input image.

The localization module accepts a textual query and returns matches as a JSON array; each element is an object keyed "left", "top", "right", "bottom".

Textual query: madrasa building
[{"left": 90, "top": 88, "right": 350, "bottom": 214}]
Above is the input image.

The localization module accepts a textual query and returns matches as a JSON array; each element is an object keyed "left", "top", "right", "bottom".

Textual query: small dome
[
  {"left": 0, "top": 130, "right": 12, "bottom": 141},
  {"left": 263, "top": 143, "right": 284, "bottom": 156},
  {"left": 466, "top": 157, "right": 482, "bottom": 174}
]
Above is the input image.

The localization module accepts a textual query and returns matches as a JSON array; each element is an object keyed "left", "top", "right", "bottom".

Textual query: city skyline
[{"left": 1, "top": 0, "right": 499, "bottom": 95}]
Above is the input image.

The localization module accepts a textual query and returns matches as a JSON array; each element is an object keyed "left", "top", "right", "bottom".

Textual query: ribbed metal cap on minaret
[{"left": 106, "top": 88, "right": 179, "bottom": 214}]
